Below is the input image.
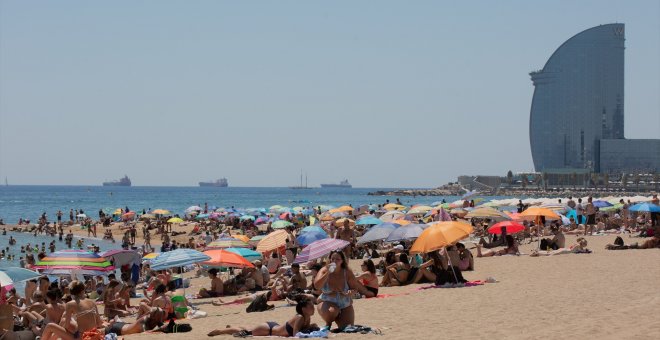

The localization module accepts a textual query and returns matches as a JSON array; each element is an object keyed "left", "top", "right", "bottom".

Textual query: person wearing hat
[{"left": 393, "top": 244, "right": 404, "bottom": 253}]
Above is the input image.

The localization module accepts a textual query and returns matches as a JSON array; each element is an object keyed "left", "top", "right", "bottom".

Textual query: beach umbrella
[
  {"left": 231, "top": 234, "right": 251, "bottom": 243},
  {"left": 142, "top": 252, "right": 160, "bottom": 263},
  {"left": 185, "top": 206, "right": 203, "bottom": 213},
  {"left": 592, "top": 200, "right": 613, "bottom": 208},
  {"left": 408, "top": 206, "right": 433, "bottom": 214},
  {"left": 328, "top": 205, "right": 354, "bottom": 214},
  {"left": 224, "top": 248, "right": 262, "bottom": 262},
  {"left": 518, "top": 206, "right": 561, "bottom": 220},
  {"left": 113, "top": 209, "right": 123, "bottom": 215},
  {"left": 33, "top": 250, "right": 115, "bottom": 275},
  {"left": 167, "top": 217, "right": 184, "bottom": 223},
  {"left": 272, "top": 220, "right": 293, "bottom": 229},
  {"left": 301, "top": 225, "right": 327, "bottom": 234},
  {"left": 391, "top": 219, "right": 412, "bottom": 226},
  {"left": 628, "top": 203, "right": 660, "bottom": 213},
  {"left": 297, "top": 230, "right": 328, "bottom": 246},
  {"left": 152, "top": 209, "right": 171, "bottom": 215},
  {"left": 255, "top": 216, "right": 270, "bottom": 224},
  {"left": 121, "top": 211, "right": 135, "bottom": 220},
  {"left": 99, "top": 249, "right": 140, "bottom": 267},
  {"left": 140, "top": 213, "right": 155, "bottom": 220},
  {"left": 150, "top": 249, "right": 210, "bottom": 270},
  {"left": 0, "top": 268, "right": 41, "bottom": 286},
  {"left": 207, "top": 238, "right": 250, "bottom": 249},
  {"left": 465, "top": 207, "right": 511, "bottom": 220},
  {"left": 385, "top": 223, "right": 426, "bottom": 242},
  {"left": 76, "top": 214, "right": 87, "bottom": 218},
  {"left": 293, "top": 239, "right": 350, "bottom": 264},
  {"left": 238, "top": 215, "right": 255, "bottom": 222},
  {"left": 269, "top": 205, "right": 287, "bottom": 213},
  {"left": 600, "top": 203, "right": 623, "bottom": 212},
  {"left": 357, "top": 223, "right": 399, "bottom": 244},
  {"left": 410, "top": 221, "right": 473, "bottom": 254},
  {"left": 256, "top": 230, "right": 289, "bottom": 252},
  {"left": 201, "top": 249, "right": 255, "bottom": 268},
  {"left": 356, "top": 216, "right": 382, "bottom": 225},
  {"left": 488, "top": 221, "right": 525, "bottom": 235},
  {"left": 249, "top": 235, "right": 266, "bottom": 246},
  {"left": 383, "top": 203, "right": 406, "bottom": 211},
  {"left": 379, "top": 211, "right": 405, "bottom": 222}
]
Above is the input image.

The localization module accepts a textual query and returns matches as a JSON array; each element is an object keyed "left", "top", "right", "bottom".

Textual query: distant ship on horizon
[
  {"left": 320, "top": 179, "right": 352, "bottom": 188},
  {"left": 102, "top": 175, "right": 131, "bottom": 187},
  {"left": 290, "top": 171, "right": 311, "bottom": 190},
  {"left": 199, "top": 178, "right": 228, "bottom": 187}
]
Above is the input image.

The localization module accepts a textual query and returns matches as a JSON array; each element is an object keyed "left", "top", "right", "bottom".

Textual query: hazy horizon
[{"left": 1, "top": 1, "right": 659, "bottom": 187}]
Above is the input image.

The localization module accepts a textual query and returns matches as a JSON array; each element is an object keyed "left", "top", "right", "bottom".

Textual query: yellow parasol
[
  {"left": 383, "top": 203, "right": 407, "bottom": 211},
  {"left": 167, "top": 217, "right": 184, "bottom": 223},
  {"left": 518, "top": 206, "right": 561, "bottom": 221},
  {"left": 152, "top": 209, "right": 171, "bottom": 215},
  {"left": 328, "top": 205, "right": 354, "bottom": 214},
  {"left": 410, "top": 221, "right": 474, "bottom": 254}
]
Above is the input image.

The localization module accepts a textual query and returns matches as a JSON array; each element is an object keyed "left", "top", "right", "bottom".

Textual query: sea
[{"left": 0, "top": 185, "right": 466, "bottom": 271}]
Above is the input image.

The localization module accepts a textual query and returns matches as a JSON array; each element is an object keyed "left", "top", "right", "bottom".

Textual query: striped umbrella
[
  {"left": 0, "top": 267, "right": 42, "bottom": 286},
  {"left": 231, "top": 234, "right": 251, "bottom": 243},
  {"left": 293, "top": 239, "right": 350, "bottom": 264},
  {"left": 150, "top": 249, "right": 210, "bottom": 270},
  {"left": 207, "top": 237, "right": 250, "bottom": 249},
  {"left": 256, "top": 230, "right": 289, "bottom": 252},
  {"left": 224, "top": 248, "right": 262, "bottom": 262},
  {"left": 33, "top": 250, "right": 115, "bottom": 275},
  {"left": 99, "top": 249, "right": 140, "bottom": 267},
  {"left": 249, "top": 235, "right": 266, "bottom": 246}
]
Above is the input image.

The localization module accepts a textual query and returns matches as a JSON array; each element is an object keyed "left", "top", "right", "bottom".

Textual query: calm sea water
[{"left": 0, "top": 185, "right": 460, "bottom": 224}]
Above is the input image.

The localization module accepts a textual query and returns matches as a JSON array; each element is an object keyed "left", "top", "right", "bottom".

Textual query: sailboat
[{"left": 289, "top": 170, "right": 311, "bottom": 189}]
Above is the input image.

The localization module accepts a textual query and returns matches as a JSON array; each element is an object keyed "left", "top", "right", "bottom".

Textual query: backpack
[{"left": 163, "top": 319, "right": 192, "bottom": 333}]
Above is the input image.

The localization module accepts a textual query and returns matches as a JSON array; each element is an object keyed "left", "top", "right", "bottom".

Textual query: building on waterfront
[{"left": 529, "top": 23, "right": 660, "bottom": 174}]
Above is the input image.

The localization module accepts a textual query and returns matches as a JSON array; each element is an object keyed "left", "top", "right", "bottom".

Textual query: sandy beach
[{"left": 102, "top": 234, "right": 659, "bottom": 340}]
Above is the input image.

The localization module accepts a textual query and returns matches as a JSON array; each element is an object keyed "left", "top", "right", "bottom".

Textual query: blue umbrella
[
  {"left": 357, "top": 223, "right": 399, "bottom": 244},
  {"left": 150, "top": 249, "right": 211, "bottom": 270},
  {"left": 240, "top": 215, "right": 256, "bottom": 221},
  {"left": 297, "top": 230, "right": 328, "bottom": 246},
  {"left": 196, "top": 213, "right": 210, "bottom": 219},
  {"left": 0, "top": 267, "right": 42, "bottom": 286},
  {"left": 301, "top": 225, "right": 327, "bottom": 234},
  {"left": 385, "top": 224, "right": 426, "bottom": 242},
  {"left": 592, "top": 200, "right": 613, "bottom": 208},
  {"left": 356, "top": 216, "right": 382, "bottom": 225},
  {"left": 629, "top": 203, "right": 660, "bottom": 213},
  {"left": 224, "top": 248, "right": 262, "bottom": 262}
]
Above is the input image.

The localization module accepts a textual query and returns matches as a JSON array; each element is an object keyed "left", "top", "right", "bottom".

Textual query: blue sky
[{"left": 1, "top": 1, "right": 658, "bottom": 187}]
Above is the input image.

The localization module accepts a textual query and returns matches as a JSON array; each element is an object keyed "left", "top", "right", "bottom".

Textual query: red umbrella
[{"left": 488, "top": 221, "right": 525, "bottom": 234}]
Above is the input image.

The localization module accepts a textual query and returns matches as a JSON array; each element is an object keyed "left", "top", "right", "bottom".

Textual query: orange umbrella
[
  {"left": 383, "top": 203, "right": 406, "bottom": 211},
  {"left": 329, "top": 205, "right": 354, "bottom": 214},
  {"left": 320, "top": 213, "right": 335, "bottom": 221},
  {"left": 256, "top": 230, "right": 289, "bottom": 253},
  {"left": 519, "top": 206, "right": 561, "bottom": 220},
  {"left": 121, "top": 211, "right": 135, "bottom": 220},
  {"left": 201, "top": 249, "right": 254, "bottom": 268},
  {"left": 232, "top": 234, "right": 251, "bottom": 243},
  {"left": 410, "top": 221, "right": 474, "bottom": 254},
  {"left": 391, "top": 219, "right": 411, "bottom": 226}
]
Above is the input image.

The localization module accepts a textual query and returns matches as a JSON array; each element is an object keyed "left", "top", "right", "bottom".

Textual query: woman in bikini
[
  {"left": 103, "top": 307, "right": 167, "bottom": 336},
  {"left": 314, "top": 250, "right": 360, "bottom": 329},
  {"left": 207, "top": 296, "right": 316, "bottom": 337},
  {"left": 380, "top": 253, "right": 410, "bottom": 287},
  {"left": 41, "top": 281, "right": 105, "bottom": 340},
  {"left": 476, "top": 235, "right": 519, "bottom": 257},
  {"left": 355, "top": 259, "right": 379, "bottom": 298},
  {"left": 531, "top": 237, "right": 591, "bottom": 256}
]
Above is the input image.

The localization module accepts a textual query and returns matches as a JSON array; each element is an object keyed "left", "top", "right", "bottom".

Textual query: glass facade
[
  {"left": 529, "top": 24, "right": 625, "bottom": 172},
  {"left": 599, "top": 139, "right": 660, "bottom": 173}
]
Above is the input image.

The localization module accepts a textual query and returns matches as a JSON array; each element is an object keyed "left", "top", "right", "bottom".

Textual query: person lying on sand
[
  {"left": 476, "top": 235, "right": 519, "bottom": 257},
  {"left": 606, "top": 235, "right": 659, "bottom": 250},
  {"left": 207, "top": 296, "right": 316, "bottom": 337},
  {"left": 531, "top": 237, "right": 591, "bottom": 256}
]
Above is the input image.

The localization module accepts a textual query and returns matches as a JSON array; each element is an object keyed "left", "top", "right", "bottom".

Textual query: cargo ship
[
  {"left": 320, "top": 179, "right": 352, "bottom": 188},
  {"left": 199, "top": 178, "right": 228, "bottom": 187},
  {"left": 102, "top": 175, "right": 131, "bottom": 187}
]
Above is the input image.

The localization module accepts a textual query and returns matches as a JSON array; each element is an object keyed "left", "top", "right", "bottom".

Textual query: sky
[{"left": 1, "top": 1, "right": 659, "bottom": 188}]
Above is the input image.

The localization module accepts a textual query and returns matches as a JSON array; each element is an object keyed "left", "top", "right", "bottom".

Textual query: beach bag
[
  {"left": 614, "top": 236, "right": 624, "bottom": 246},
  {"left": 82, "top": 329, "right": 104, "bottom": 340}
]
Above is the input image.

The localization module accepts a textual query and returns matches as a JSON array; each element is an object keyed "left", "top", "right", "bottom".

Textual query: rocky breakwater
[{"left": 369, "top": 185, "right": 462, "bottom": 197}]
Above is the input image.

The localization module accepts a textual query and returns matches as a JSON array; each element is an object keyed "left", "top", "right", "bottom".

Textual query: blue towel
[{"left": 295, "top": 329, "right": 329, "bottom": 338}]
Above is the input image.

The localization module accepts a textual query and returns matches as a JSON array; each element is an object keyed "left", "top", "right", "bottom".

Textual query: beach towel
[
  {"left": 371, "top": 293, "right": 409, "bottom": 299},
  {"left": 295, "top": 328, "right": 329, "bottom": 338},
  {"left": 418, "top": 280, "right": 485, "bottom": 290}
]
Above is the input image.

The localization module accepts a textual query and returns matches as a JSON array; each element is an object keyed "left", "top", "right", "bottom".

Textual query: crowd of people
[{"left": 1, "top": 194, "right": 658, "bottom": 338}]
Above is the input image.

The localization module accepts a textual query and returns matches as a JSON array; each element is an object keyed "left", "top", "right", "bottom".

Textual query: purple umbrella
[{"left": 293, "top": 239, "right": 350, "bottom": 264}]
